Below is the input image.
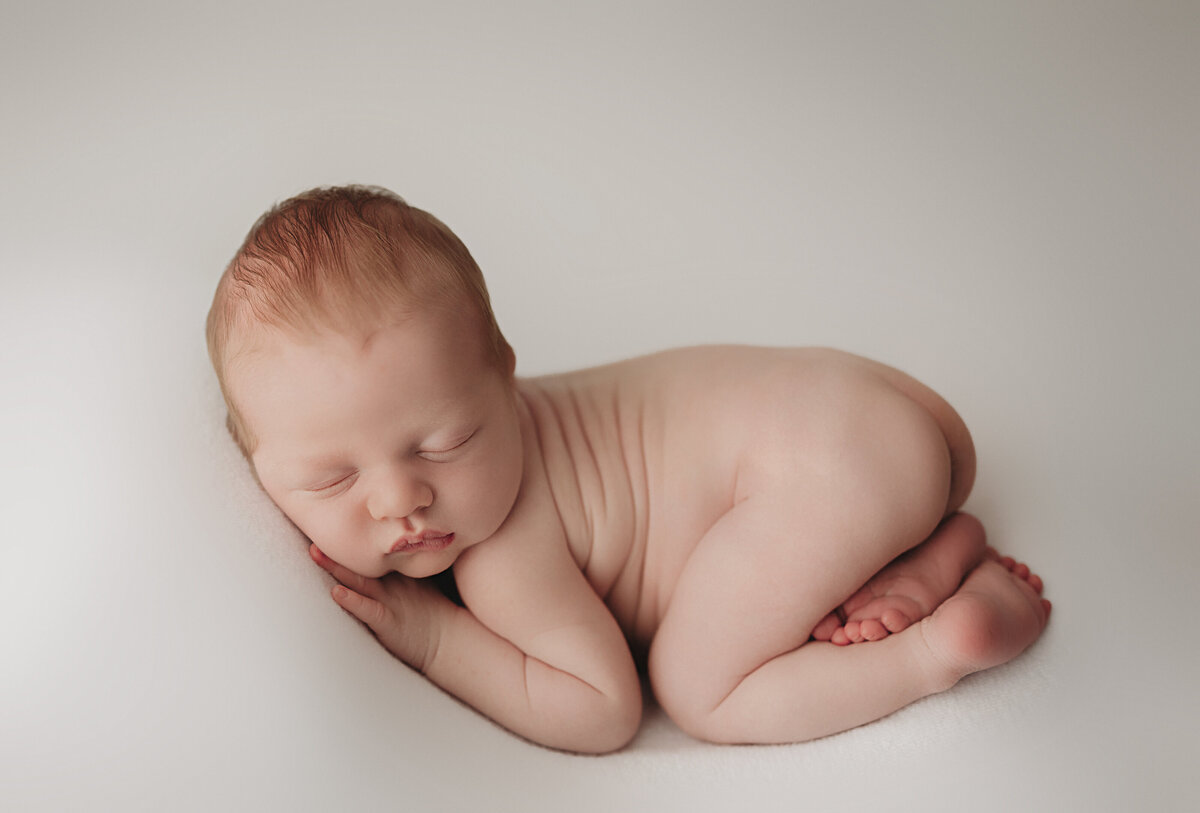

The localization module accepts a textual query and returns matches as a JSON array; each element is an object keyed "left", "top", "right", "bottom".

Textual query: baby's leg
[
  {"left": 647, "top": 499, "right": 1049, "bottom": 744},
  {"left": 810, "top": 512, "right": 988, "bottom": 645},
  {"left": 647, "top": 490, "right": 934, "bottom": 743}
]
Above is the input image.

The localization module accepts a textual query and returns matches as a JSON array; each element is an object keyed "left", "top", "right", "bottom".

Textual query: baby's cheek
[{"left": 297, "top": 508, "right": 352, "bottom": 557}]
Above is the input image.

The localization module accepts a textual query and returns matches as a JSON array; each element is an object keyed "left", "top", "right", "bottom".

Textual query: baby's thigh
[
  {"left": 649, "top": 421, "right": 951, "bottom": 722},
  {"left": 645, "top": 497, "right": 859, "bottom": 723}
]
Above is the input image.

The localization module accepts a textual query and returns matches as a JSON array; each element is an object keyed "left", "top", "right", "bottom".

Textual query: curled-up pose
[{"left": 207, "top": 185, "right": 1050, "bottom": 753}]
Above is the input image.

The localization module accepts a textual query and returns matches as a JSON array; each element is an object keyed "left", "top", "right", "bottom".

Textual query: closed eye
[
  {"left": 305, "top": 472, "right": 356, "bottom": 494},
  {"left": 418, "top": 431, "right": 475, "bottom": 462}
]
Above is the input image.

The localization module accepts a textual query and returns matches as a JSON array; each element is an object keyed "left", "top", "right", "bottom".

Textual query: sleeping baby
[{"left": 206, "top": 185, "right": 1050, "bottom": 753}]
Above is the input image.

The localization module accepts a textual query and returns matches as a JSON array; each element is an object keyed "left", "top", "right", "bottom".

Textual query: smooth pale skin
[{"left": 229, "top": 310, "right": 1049, "bottom": 753}]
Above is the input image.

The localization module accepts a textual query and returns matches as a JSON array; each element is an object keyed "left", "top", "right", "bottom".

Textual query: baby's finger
[
  {"left": 310, "top": 544, "right": 379, "bottom": 597},
  {"left": 331, "top": 585, "right": 394, "bottom": 634},
  {"left": 309, "top": 542, "right": 335, "bottom": 569}
]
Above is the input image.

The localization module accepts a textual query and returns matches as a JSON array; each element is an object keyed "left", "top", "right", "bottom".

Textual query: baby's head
[
  {"left": 207, "top": 185, "right": 512, "bottom": 461},
  {"left": 207, "top": 186, "right": 523, "bottom": 578}
]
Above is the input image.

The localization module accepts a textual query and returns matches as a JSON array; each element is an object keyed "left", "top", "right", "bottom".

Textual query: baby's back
[{"left": 516, "top": 346, "right": 973, "bottom": 655}]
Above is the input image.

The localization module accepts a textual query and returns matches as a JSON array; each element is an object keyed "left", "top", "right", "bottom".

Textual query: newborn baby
[{"left": 207, "top": 185, "right": 1050, "bottom": 753}]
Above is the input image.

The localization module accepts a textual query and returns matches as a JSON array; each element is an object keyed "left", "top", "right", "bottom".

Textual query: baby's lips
[{"left": 388, "top": 532, "right": 455, "bottom": 554}]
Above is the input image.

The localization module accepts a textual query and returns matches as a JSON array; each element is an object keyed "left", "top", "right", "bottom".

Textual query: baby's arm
[{"left": 311, "top": 532, "right": 642, "bottom": 754}]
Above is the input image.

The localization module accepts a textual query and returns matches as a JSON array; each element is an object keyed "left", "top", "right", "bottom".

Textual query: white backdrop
[{"left": 3, "top": 2, "right": 1197, "bottom": 811}]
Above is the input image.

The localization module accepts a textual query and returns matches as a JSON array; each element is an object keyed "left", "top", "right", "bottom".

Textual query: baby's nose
[{"left": 366, "top": 469, "right": 433, "bottom": 521}]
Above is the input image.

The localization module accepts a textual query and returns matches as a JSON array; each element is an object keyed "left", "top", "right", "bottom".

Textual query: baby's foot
[
  {"left": 920, "top": 557, "right": 1051, "bottom": 682},
  {"left": 812, "top": 513, "right": 987, "bottom": 645}
]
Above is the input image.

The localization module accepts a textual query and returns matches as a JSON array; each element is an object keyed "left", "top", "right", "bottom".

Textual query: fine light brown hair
[{"left": 206, "top": 185, "right": 511, "bottom": 458}]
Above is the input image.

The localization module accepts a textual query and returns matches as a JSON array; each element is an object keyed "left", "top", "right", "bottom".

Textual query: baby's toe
[
  {"left": 811, "top": 612, "right": 840, "bottom": 641},
  {"left": 880, "top": 608, "right": 912, "bottom": 633},
  {"left": 860, "top": 619, "right": 888, "bottom": 641}
]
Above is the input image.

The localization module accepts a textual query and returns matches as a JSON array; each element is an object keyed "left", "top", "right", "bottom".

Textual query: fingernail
[{"left": 332, "top": 586, "right": 348, "bottom": 600}]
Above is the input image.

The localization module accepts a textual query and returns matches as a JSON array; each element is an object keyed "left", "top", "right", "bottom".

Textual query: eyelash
[
  {"left": 418, "top": 431, "right": 475, "bottom": 462},
  {"left": 308, "top": 473, "right": 356, "bottom": 494}
]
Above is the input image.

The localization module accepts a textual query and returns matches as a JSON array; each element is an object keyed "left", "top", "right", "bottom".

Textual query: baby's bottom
[{"left": 646, "top": 509, "right": 1049, "bottom": 744}]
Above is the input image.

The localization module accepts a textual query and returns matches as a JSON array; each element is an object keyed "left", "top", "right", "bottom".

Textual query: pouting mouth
[{"left": 388, "top": 532, "right": 454, "bottom": 554}]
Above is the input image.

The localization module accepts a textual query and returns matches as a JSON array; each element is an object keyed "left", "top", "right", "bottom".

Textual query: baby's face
[{"left": 227, "top": 310, "right": 524, "bottom": 579}]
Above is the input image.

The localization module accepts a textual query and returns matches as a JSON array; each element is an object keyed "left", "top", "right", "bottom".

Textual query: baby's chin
[{"left": 393, "top": 552, "right": 460, "bottom": 580}]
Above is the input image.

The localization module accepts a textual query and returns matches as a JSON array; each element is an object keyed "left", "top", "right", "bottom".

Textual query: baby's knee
[{"left": 648, "top": 647, "right": 745, "bottom": 744}]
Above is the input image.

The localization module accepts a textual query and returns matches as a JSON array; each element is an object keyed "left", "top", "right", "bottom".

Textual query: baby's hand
[{"left": 309, "top": 543, "right": 450, "bottom": 674}]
